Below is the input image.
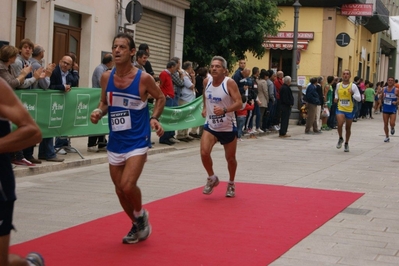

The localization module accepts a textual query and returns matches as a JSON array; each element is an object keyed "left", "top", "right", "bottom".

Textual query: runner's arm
[{"left": 0, "top": 78, "right": 42, "bottom": 153}]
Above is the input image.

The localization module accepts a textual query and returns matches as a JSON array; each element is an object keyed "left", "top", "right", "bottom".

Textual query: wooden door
[{"left": 53, "top": 24, "right": 81, "bottom": 64}]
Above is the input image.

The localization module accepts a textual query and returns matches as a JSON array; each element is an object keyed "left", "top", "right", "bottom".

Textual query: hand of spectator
[
  {"left": 64, "top": 84, "right": 71, "bottom": 92},
  {"left": 150, "top": 120, "right": 164, "bottom": 137},
  {"left": 73, "top": 62, "right": 79, "bottom": 71},
  {"left": 33, "top": 67, "right": 45, "bottom": 80},
  {"left": 20, "top": 65, "right": 32, "bottom": 77},
  {"left": 45, "top": 63, "right": 56, "bottom": 77}
]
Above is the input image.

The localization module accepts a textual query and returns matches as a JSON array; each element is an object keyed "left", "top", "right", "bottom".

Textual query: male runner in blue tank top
[
  {"left": 381, "top": 77, "right": 399, "bottom": 142},
  {"left": 90, "top": 33, "right": 166, "bottom": 244},
  {"left": 0, "top": 78, "right": 44, "bottom": 266},
  {"left": 201, "top": 56, "right": 243, "bottom": 197}
]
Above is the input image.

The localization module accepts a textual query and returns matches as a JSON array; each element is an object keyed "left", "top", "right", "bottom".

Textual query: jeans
[
  {"left": 55, "top": 137, "right": 69, "bottom": 148},
  {"left": 327, "top": 103, "right": 337, "bottom": 128},
  {"left": 237, "top": 116, "right": 246, "bottom": 138},
  {"left": 265, "top": 101, "right": 276, "bottom": 129},
  {"left": 159, "top": 96, "right": 177, "bottom": 143},
  {"left": 38, "top": 138, "right": 57, "bottom": 159},
  {"left": 246, "top": 102, "right": 260, "bottom": 129}
]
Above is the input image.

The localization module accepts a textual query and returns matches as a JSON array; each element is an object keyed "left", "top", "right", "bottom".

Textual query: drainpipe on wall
[{"left": 116, "top": 0, "right": 123, "bottom": 35}]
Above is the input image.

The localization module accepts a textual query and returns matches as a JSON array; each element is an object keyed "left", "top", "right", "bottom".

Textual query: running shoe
[
  {"left": 391, "top": 127, "right": 395, "bottom": 135},
  {"left": 226, "top": 183, "right": 235, "bottom": 198},
  {"left": 344, "top": 143, "right": 349, "bottom": 152},
  {"left": 256, "top": 128, "right": 264, "bottom": 133},
  {"left": 203, "top": 175, "right": 219, "bottom": 194},
  {"left": 336, "top": 138, "right": 344, "bottom": 149},
  {"left": 384, "top": 137, "right": 390, "bottom": 143},
  {"left": 136, "top": 209, "right": 151, "bottom": 241},
  {"left": 122, "top": 223, "right": 139, "bottom": 244},
  {"left": 26, "top": 252, "right": 45, "bottom": 266}
]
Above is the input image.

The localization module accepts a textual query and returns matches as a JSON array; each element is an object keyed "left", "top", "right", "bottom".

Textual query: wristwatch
[{"left": 223, "top": 107, "right": 227, "bottom": 114}]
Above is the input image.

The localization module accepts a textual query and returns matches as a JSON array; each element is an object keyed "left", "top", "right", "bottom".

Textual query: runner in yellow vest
[{"left": 334, "top": 69, "right": 361, "bottom": 152}]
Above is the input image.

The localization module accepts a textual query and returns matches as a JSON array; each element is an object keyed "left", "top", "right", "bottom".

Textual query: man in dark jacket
[
  {"left": 279, "top": 76, "right": 294, "bottom": 137},
  {"left": 304, "top": 77, "right": 321, "bottom": 134}
]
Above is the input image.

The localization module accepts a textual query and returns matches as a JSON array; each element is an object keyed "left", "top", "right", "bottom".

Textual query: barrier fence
[{"left": 14, "top": 88, "right": 205, "bottom": 138}]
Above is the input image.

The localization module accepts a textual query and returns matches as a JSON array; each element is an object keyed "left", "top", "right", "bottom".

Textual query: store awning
[{"left": 263, "top": 39, "right": 309, "bottom": 50}]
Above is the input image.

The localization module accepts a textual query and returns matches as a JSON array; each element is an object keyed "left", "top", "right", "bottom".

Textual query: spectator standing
[
  {"left": 304, "top": 77, "right": 321, "bottom": 134},
  {"left": 158, "top": 61, "right": 178, "bottom": 145},
  {"left": 30, "top": 45, "right": 64, "bottom": 162},
  {"left": 257, "top": 70, "right": 269, "bottom": 131},
  {"left": 138, "top": 43, "right": 154, "bottom": 76},
  {"left": 50, "top": 55, "right": 79, "bottom": 154},
  {"left": 237, "top": 95, "right": 254, "bottom": 140},
  {"left": 364, "top": 82, "right": 375, "bottom": 119},
  {"left": 189, "top": 67, "right": 208, "bottom": 138},
  {"left": 279, "top": 76, "right": 294, "bottom": 137},
  {"left": 176, "top": 61, "right": 196, "bottom": 142},
  {"left": 88, "top": 53, "right": 114, "bottom": 152}
]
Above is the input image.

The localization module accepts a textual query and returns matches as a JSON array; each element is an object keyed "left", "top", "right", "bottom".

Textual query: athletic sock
[
  {"left": 133, "top": 209, "right": 143, "bottom": 218},
  {"left": 209, "top": 175, "right": 217, "bottom": 181},
  {"left": 228, "top": 181, "right": 234, "bottom": 185}
]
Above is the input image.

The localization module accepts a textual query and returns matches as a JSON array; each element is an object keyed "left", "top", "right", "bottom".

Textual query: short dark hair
[
  {"left": 136, "top": 50, "right": 149, "bottom": 58},
  {"left": 138, "top": 43, "right": 149, "bottom": 51},
  {"left": 166, "top": 61, "right": 177, "bottom": 68},
  {"left": 102, "top": 54, "right": 113, "bottom": 64},
  {"left": 113, "top": 33, "right": 136, "bottom": 51},
  {"left": 327, "top": 76, "right": 334, "bottom": 83}
]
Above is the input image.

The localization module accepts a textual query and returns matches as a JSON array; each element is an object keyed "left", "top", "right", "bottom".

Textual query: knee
[{"left": 226, "top": 156, "right": 237, "bottom": 165}]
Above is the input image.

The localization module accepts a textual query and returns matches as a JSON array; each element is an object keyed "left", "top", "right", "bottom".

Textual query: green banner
[{"left": 14, "top": 88, "right": 205, "bottom": 138}]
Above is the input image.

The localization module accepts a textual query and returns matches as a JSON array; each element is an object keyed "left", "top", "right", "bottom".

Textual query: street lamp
[
  {"left": 291, "top": 0, "right": 301, "bottom": 119},
  {"left": 291, "top": 0, "right": 301, "bottom": 85}
]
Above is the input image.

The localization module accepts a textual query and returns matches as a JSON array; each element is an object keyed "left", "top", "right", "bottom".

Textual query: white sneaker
[
  {"left": 57, "top": 148, "right": 67, "bottom": 155},
  {"left": 256, "top": 128, "right": 264, "bottom": 133},
  {"left": 169, "top": 138, "right": 180, "bottom": 143},
  {"left": 274, "top": 125, "right": 280, "bottom": 131},
  {"left": 87, "top": 146, "right": 98, "bottom": 152},
  {"left": 238, "top": 138, "right": 243, "bottom": 141}
]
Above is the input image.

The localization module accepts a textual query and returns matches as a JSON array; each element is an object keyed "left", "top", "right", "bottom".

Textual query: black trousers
[
  {"left": 279, "top": 105, "right": 291, "bottom": 136},
  {"left": 88, "top": 136, "right": 107, "bottom": 148}
]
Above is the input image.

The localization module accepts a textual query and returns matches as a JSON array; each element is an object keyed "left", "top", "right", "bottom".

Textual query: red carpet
[{"left": 11, "top": 183, "right": 363, "bottom": 265}]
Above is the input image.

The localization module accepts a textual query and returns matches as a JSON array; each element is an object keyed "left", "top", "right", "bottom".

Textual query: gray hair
[
  {"left": 211, "top": 56, "right": 227, "bottom": 69},
  {"left": 317, "top": 76, "right": 324, "bottom": 83},
  {"left": 283, "top": 76, "right": 291, "bottom": 84},
  {"left": 182, "top": 61, "right": 193, "bottom": 70},
  {"left": 32, "top": 45, "right": 44, "bottom": 57}
]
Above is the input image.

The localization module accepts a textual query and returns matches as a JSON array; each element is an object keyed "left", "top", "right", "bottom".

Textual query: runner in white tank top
[{"left": 200, "top": 56, "right": 243, "bottom": 198}]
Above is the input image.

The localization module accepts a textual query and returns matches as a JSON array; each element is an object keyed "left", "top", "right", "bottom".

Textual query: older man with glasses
[{"left": 50, "top": 55, "right": 80, "bottom": 154}]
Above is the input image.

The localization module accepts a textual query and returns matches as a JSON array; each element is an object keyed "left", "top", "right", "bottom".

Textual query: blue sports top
[
  {"left": 106, "top": 68, "right": 150, "bottom": 153},
  {"left": 0, "top": 118, "right": 16, "bottom": 202},
  {"left": 382, "top": 86, "right": 398, "bottom": 113}
]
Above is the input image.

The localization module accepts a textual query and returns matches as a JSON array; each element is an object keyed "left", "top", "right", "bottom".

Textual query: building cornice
[{"left": 161, "top": 0, "right": 190, "bottom": 10}]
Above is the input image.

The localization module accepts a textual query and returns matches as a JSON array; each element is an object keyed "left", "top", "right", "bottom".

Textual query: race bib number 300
[{"left": 110, "top": 111, "right": 132, "bottom": 131}]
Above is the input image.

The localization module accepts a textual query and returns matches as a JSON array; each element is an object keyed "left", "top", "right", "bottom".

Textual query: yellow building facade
[{"left": 246, "top": 6, "right": 380, "bottom": 84}]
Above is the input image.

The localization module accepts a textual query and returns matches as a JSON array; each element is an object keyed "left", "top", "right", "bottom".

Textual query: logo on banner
[
  {"left": 20, "top": 93, "right": 38, "bottom": 121},
  {"left": 49, "top": 94, "right": 65, "bottom": 128},
  {"left": 74, "top": 94, "right": 90, "bottom": 126}
]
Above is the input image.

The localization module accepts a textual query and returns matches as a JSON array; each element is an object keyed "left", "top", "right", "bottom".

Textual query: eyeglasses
[{"left": 62, "top": 61, "right": 71, "bottom": 66}]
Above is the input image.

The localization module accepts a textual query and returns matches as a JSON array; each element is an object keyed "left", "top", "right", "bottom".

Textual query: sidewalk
[{"left": 13, "top": 123, "right": 285, "bottom": 178}]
